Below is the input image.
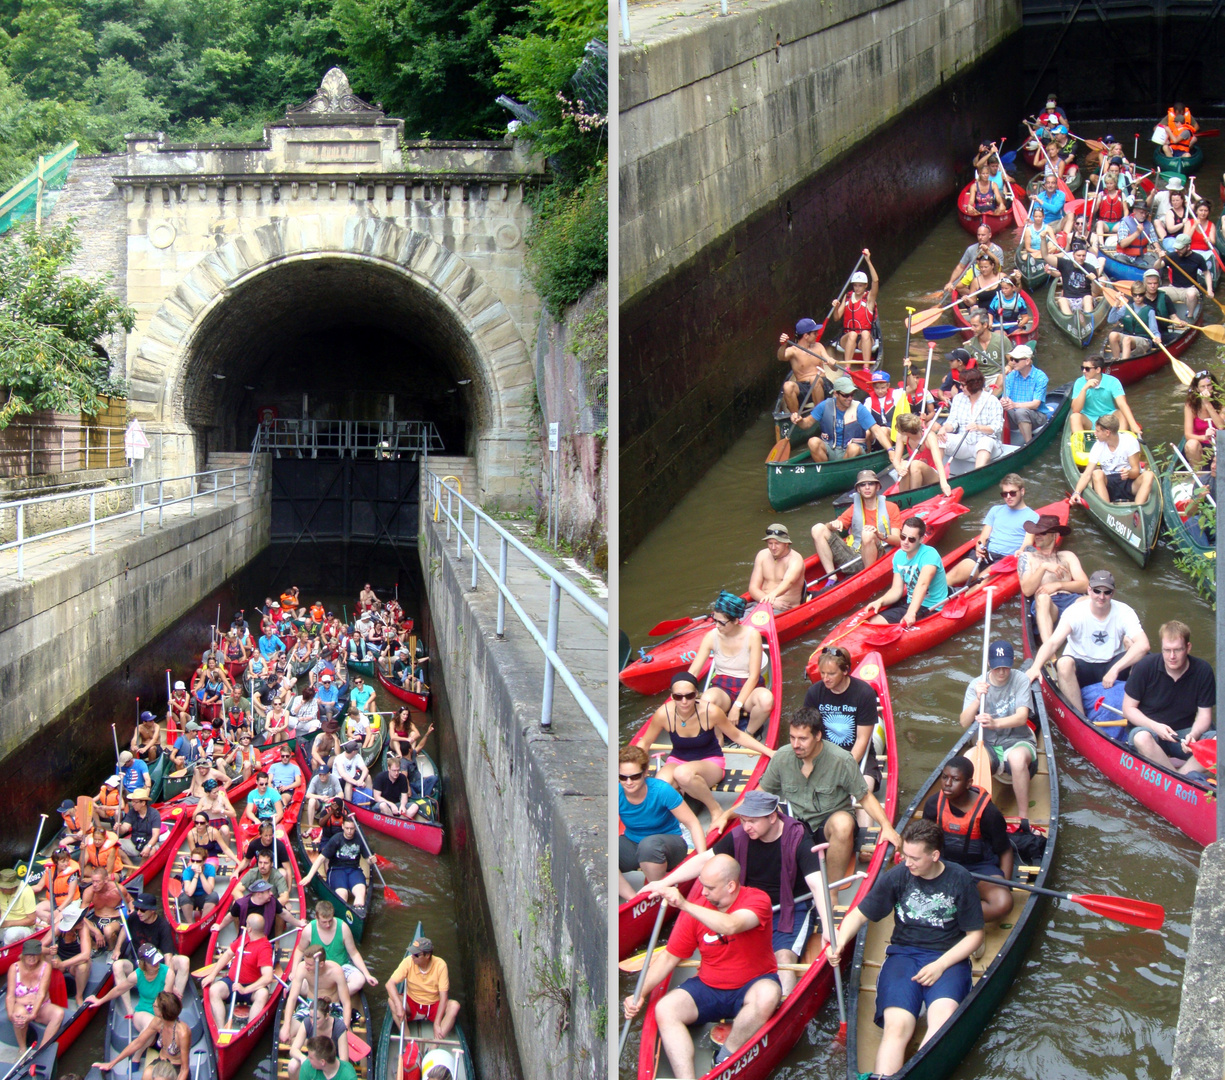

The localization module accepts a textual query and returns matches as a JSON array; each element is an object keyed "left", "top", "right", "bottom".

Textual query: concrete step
[{"left": 424, "top": 455, "right": 477, "bottom": 504}]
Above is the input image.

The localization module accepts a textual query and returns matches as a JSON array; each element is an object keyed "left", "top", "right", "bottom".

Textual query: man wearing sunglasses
[
  {"left": 1069, "top": 354, "right": 1141, "bottom": 435},
  {"left": 617, "top": 744, "right": 706, "bottom": 902},
  {"left": 946, "top": 474, "right": 1037, "bottom": 588},
  {"left": 943, "top": 225, "right": 1004, "bottom": 294},
  {"left": 1025, "top": 570, "right": 1150, "bottom": 718},
  {"left": 865, "top": 517, "right": 949, "bottom": 627}
]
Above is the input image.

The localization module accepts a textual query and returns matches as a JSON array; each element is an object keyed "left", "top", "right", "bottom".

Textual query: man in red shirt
[
  {"left": 201, "top": 912, "right": 276, "bottom": 1029},
  {"left": 622, "top": 853, "right": 780, "bottom": 1074}
]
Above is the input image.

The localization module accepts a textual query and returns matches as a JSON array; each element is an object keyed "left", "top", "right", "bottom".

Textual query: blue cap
[
  {"left": 870, "top": 371, "right": 891, "bottom": 382},
  {"left": 795, "top": 318, "right": 819, "bottom": 336},
  {"left": 988, "top": 640, "right": 1014, "bottom": 668}
]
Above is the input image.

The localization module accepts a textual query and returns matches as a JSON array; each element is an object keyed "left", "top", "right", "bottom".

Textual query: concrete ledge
[
  {"left": 1172, "top": 840, "right": 1225, "bottom": 1080},
  {"left": 421, "top": 513, "right": 605, "bottom": 1080}
]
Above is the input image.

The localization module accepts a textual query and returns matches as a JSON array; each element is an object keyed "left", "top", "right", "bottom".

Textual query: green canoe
[
  {"left": 1045, "top": 280, "right": 1110, "bottom": 347},
  {"left": 1060, "top": 418, "right": 1163, "bottom": 567},
  {"left": 834, "top": 384, "right": 1071, "bottom": 511},
  {"left": 1015, "top": 246, "right": 1050, "bottom": 293},
  {"left": 346, "top": 656, "right": 377, "bottom": 677},
  {"left": 1154, "top": 145, "right": 1204, "bottom": 173},
  {"left": 1160, "top": 441, "right": 1215, "bottom": 599},
  {"left": 766, "top": 446, "right": 892, "bottom": 512}
]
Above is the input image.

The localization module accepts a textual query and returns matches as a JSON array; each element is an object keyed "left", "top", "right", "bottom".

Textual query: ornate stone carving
[{"left": 287, "top": 68, "right": 382, "bottom": 117}]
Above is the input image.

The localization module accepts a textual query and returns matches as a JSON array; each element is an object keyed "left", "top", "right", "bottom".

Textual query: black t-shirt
[
  {"left": 711, "top": 820, "right": 822, "bottom": 906},
  {"left": 373, "top": 771, "right": 409, "bottom": 802},
  {"left": 1057, "top": 255, "right": 1091, "bottom": 299},
  {"left": 129, "top": 913, "right": 175, "bottom": 955},
  {"left": 229, "top": 895, "right": 283, "bottom": 926},
  {"left": 123, "top": 807, "right": 162, "bottom": 847},
  {"left": 321, "top": 833, "right": 364, "bottom": 869},
  {"left": 858, "top": 862, "right": 984, "bottom": 951},
  {"left": 803, "top": 677, "right": 879, "bottom": 752},
  {"left": 922, "top": 793, "right": 1011, "bottom": 861},
  {"left": 243, "top": 837, "right": 290, "bottom": 866},
  {"left": 1123, "top": 654, "right": 1215, "bottom": 730}
]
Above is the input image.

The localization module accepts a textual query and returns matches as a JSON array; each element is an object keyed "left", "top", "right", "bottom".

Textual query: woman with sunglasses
[
  {"left": 188, "top": 801, "right": 236, "bottom": 859},
  {"left": 1183, "top": 369, "right": 1223, "bottom": 467},
  {"left": 960, "top": 250, "right": 1004, "bottom": 317},
  {"left": 632, "top": 670, "right": 774, "bottom": 819},
  {"left": 686, "top": 592, "right": 775, "bottom": 738},
  {"left": 617, "top": 744, "right": 706, "bottom": 902}
]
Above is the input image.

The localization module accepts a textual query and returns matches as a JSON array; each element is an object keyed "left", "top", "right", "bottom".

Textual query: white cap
[
  {"left": 1007, "top": 344, "right": 1034, "bottom": 359},
  {"left": 850, "top": 271, "right": 869, "bottom": 285},
  {"left": 174, "top": 680, "right": 186, "bottom": 690}
]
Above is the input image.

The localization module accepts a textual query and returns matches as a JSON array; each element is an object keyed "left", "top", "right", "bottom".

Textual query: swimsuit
[{"left": 665, "top": 703, "right": 725, "bottom": 766}]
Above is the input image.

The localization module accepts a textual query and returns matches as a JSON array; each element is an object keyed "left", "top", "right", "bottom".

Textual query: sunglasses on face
[
  {"left": 618, "top": 770, "right": 645, "bottom": 782},
  {"left": 1001, "top": 490, "right": 1021, "bottom": 498},
  {"left": 1091, "top": 587, "right": 1114, "bottom": 596},
  {"left": 671, "top": 691, "right": 697, "bottom": 701},
  {"left": 900, "top": 534, "right": 921, "bottom": 544}
]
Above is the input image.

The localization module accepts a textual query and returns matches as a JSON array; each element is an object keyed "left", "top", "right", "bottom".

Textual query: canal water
[
  {"left": 619, "top": 126, "right": 1221, "bottom": 1077},
  {"left": 0, "top": 541, "right": 519, "bottom": 1080}
]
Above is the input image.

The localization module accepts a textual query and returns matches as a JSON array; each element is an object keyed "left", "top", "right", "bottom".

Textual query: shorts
[
  {"left": 709, "top": 674, "right": 747, "bottom": 704},
  {"left": 675, "top": 973, "right": 782, "bottom": 1026},
  {"left": 877, "top": 603, "right": 939, "bottom": 625},
  {"left": 874, "top": 946, "right": 972, "bottom": 1026},
  {"left": 1028, "top": 591, "right": 1081, "bottom": 619},
  {"left": 990, "top": 741, "right": 1038, "bottom": 775},
  {"left": 327, "top": 866, "right": 366, "bottom": 893},
  {"left": 664, "top": 754, "right": 725, "bottom": 769},
  {"left": 1007, "top": 407, "right": 1049, "bottom": 431},
  {"left": 90, "top": 914, "right": 120, "bottom": 932},
  {"left": 1072, "top": 653, "right": 1131, "bottom": 688},
  {"left": 827, "top": 531, "right": 861, "bottom": 570},
  {"left": 218, "top": 977, "right": 255, "bottom": 1006},
  {"left": 823, "top": 443, "right": 851, "bottom": 461},
  {"left": 405, "top": 996, "right": 439, "bottom": 1021},
  {"left": 1105, "top": 474, "right": 1135, "bottom": 503},
  {"left": 811, "top": 815, "right": 859, "bottom": 850},
  {"left": 618, "top": 833, "right": 688, "bottom": 874},
  {"left": 1126, "top": 723, "right": 1192, "bottom": 760},
  {"left": 861, "top": 741, "right": 884, "bottom": 790},
  {"left": 960, "top": 858, "right": 1003, "bottom": 880},
  {"left": 772, "top": 899, "right": 813, "bottom": 956},
  {"left": 947, "top": 434, "right": 999, "bottom": 462}
]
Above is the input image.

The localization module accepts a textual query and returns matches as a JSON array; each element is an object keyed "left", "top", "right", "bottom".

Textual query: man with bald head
[
  {"left": 622, "top": 853, "right": 780, "bottom": 1074},
  {"left": 202, "top": 912, "right": 276, "bottom": 1029}
]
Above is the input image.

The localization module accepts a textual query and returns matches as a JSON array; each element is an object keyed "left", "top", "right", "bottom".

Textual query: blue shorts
[
  {"left": 772, "top": 899, "right": 813, "bottom": 956},
  {"left": 327, "top": 866, "right": 366, "bottom": 892},
  {"left": 874, "top": 945, "right": 972, "bottom": 1027},
  {"left": 218, "top": 977, "right": 254, "bottom": 1006},
  {"left": 960, "top": 858, "right": 1003, "bottom": 881},
  {"left": 1028, "top": 591, "right": 1081, "bottom": 620},
  {"left": 675, "top": 973, "right": 781, "bottom": 1026}
]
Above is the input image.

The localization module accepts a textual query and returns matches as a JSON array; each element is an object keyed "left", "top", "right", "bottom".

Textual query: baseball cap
[
  {"left": 139, "top": 711, "right": 156, "bottom": 724},
  {"left": 1007, "top": 344, "right": 1033, "bottom": 359},
  {"left": 134, "top": 893, "right": 158, "bottom": 911},
  {"left": 250, "top": 880, "right": 273, "bottom": 893},
  {"left": 870, "top": 371, "right": 891, "bottom": 382},
  {"left": 946, "top": 348, "right": 972, "bottom": 364},
  {"left": 174, "top": 680, "right": 186, "bottom": 690},
  {"left": 1142, "top": 268, "right": 1161, "bottom": 279},
  {"left": 316, "top": 764, "right": 331, "bottom": 774},
  {"left": 988, "top": 640, "right": 1014, "bottom": 668},
  {"left": 795, "top": 317, "right": 819, "bottom": 336},
  {"left": 186, "top": 721, "right": 201, "bottom": 732},
  {"left": 137, "top": 943, "right": 163, "bottom": 964},
  {"left": 118, "top": 751, "right": 133, "bottom": 764},
  {"left": 409, "top": 938, "right": 434, "bottom": 956},
  {"left": 762, "top": 523, "right": 791, "bottom": 543},
  {"left": 58, "top": 799, "right": 75, "bottom": 813},
  {"left": 831, "top": 376, "right": 856, "bottom": 395},
  {"left": 1089, "top": 570, "right": 1116, "bottom": 590},
  {"left": 104, "top": 775, "right": 121, "bottom": 788},
  {"left": 850, "top": 271, "right": 869, "bottom": 284}
]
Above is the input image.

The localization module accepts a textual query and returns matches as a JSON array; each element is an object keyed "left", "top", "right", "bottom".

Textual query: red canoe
[
  {"left": 1021, "top": 596, "right": 1216, "bottom": 845},
  {"left": 162, "top": 810, "right": 242, "bottom": 955},
  {"left": 376, "top": 668, "right": 430, "bottom": 712},
  {"left": 619, "top": 490, "right": 969, "bottom": 695},
  {"left": 956, "top": 181, "right": 1028, "bottom": 236},
  {"left": 950, "top": 286, "right": 1040, "bottom": 346},
  {"left": 1103, "top": 304, "right": 1201, "bottom": 386},
  {"left": 634, "top": 653, "right": 899, "bottom": 1080},
  {"left": 618, "top": 605, "right": 783, "bottom": 960},
  {"left": 807, "top": 500, "right": 1070, "bottom": 673}
]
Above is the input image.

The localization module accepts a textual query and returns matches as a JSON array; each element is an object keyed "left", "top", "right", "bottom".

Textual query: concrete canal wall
[
  {"left": 1172, "top": 840, "right": 1225, "bottom": 1079},
  {"left": 0, "top": 468, "right": 270, "bottom": 760},
  {"left": 619, "top": 0, "right": 1023, "bottom": 551},
  {"left": 419, "top": 487, "right": 605, "bottom": 1080}
]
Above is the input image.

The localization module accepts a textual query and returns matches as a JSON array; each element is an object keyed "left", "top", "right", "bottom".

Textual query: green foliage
[
  {"left": 7, "top": 0, "right": 94, "bottom": 100},
  {"left": 526, "top": 160, "right": 606, "bottom": 316},
  {"left": 0, "top": 220, "right": 135, "bottom": 425}
]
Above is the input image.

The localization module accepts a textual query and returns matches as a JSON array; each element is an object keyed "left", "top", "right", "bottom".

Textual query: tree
[
  {"left": 7, "top": 0, "right": 94, "bottom": 100},
  {"left": 0, "top": 221, "right": 135, "bottom": 426}
]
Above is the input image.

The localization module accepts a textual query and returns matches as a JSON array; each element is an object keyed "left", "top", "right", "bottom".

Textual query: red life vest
[
  {"left": 936, "top": 787, "right": 993, "bottom": 863},
  {"left": 842, "top": 293, "right": 874, "bottom": 332},
  {"left": 1095, "top": 191, "right": 1125, "bottom": 223}
]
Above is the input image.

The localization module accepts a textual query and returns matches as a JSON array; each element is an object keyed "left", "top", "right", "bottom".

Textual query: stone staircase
[{"left": 423, "top": 455, "right": 477, "bottom": 506}]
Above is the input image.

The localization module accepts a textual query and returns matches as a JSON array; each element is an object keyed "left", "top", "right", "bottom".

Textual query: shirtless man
[
  {"left": 778, "top": 318, "right": 839, "bottom": 414},
  {"left": 82, "top": 865, "right": 125, "bottom": 948},
  {"left": 1017, "top": 515, "right": 1088, "bottom": 642},
  {"left": 748, "top": 524, "right": 805, "bottom": 612},
  {"left": 130, "top": 711, "right": 162, "bottom": 764}
]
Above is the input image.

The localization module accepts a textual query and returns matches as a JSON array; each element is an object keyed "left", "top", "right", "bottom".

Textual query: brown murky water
[{"left": 619, "top": 126, "right": 1220, "bottom": 1078}]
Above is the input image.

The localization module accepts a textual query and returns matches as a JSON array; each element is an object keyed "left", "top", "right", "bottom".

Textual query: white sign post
[{"left": 548, "top": 423, "right": 560, "bottom": 546}]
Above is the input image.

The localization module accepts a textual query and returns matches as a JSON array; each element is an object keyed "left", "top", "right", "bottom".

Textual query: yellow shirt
[
  {"left": 389, "top": 955, "right": 449, "bottom": 1005},
  {"left": 0, "top": 884, "right": 35, "bottom": 925}
]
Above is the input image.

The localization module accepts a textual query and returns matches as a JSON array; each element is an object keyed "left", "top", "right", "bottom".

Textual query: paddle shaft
[
  {"left": 1170, "top": 442, "right": 1217, "bottom": 506},
  {"left": 814, "top": 844, "right": 846, "bottom": 1028},
  {"left": 1034, "top": 137, "right": 1073, "bottom": 199},
  {"left": 968, "top": 873, "right": 1163, "bottom": 928},
  {"left": 909, "top": 284, "right": 995, "bottom": 332},
  {"left": 226, "top": 929, "right": 248, "bottom": 1027},
  {"left": 619, "top": 900, "right": 668, "bottom": 1057},
  {"left": 0, "top": 814, "right": 47, "bottom": 928}
]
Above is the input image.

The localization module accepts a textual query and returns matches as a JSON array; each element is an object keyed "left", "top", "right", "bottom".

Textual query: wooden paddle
[
  {"left": 908, "top": 284, "right": 995, "bottom": 333},
  {"left": 1151, "top": 314, "right": 1225, "bottom": 343},
  {"left": 1095, "top": 280, "right": 1195, "bottom": 385},
  {"left": 968, "top": 873, "right": 1164, "bottom": 929},
  {"left": 970, "top": 587, "right": 996, "bottom": 793}
]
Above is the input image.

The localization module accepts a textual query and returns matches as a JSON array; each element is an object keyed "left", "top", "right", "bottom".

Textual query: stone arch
[{"left": 128, "top": 215, "right": 536, "bottom": 499}]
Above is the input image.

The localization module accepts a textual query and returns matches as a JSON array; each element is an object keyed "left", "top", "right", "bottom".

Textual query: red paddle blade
[
  {"left": 383, "top": 885, "right": 403, "bottom": 906},
  {"left": 985, "top": 555, "right": 1019, "bottom": 577},
  {"left": 861, "top": 624, "right": 905, "bottom": 647},
  {"left": 371, "top": 853, "right": 393, "bottom": 868},
  {"left": 648, "top": 617, "right": 692, "bottom": 636},
  {"left": 1187, "top": 739, "right": 1218, "bottom": 770},
  {"left": 1011, "top": 196, "right": 1027, "bottom": 229},
  {"left": 940, "top": 596, "right": 969, "bottom": 620},
  {"left": 1068, "top": 892, "right": 1165, "bottom": 930}
]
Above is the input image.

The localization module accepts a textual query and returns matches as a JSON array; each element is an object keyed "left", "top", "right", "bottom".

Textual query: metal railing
[
  {"left": 0, "top": 424, "right": 127, "bottom": 477},
  {"left": 254, "top": 419, "right": 444, "bottom": 459},
  {"left": 427, "top": 472, "right": 608, "bottom": 743},
  {"left": 0, "top": 463, "right": 264, "bottom": 580}
]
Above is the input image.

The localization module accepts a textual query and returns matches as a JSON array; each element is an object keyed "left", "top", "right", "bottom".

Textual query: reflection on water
[
  {"left": 0, "top": 542, "right": 514, "bottom": 1080},
  {"left": 619, "top": 128, "right": 1216, "bottom": 1077}
]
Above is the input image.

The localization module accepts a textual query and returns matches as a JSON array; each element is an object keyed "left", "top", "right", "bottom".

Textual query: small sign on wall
[{"left": 548, "top": 422, "right": 559, "bottom": 452}]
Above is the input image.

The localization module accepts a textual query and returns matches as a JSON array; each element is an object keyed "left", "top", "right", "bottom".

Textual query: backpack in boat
[
  {"left": 408, "top": 797, "right": 437, "bottom": 822},
  {"left": 1008, "top": 819, "right": 1047, "bottom": 864}
]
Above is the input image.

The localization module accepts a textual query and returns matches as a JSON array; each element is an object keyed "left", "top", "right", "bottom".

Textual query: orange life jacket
[
  {"left": 310, "top": 604, "right": 325, "bottom": 622},
  {"left": 82, "top": 834, "right": 120, "bottom": 875},
  {"left": 96, "top": 785, "right": 122, "bottom": 817},
  {"left": 47, "top": 860, "right": 81, "bottom": 906},
  {"left": 1165, "top": 108, "right": 1197, "bottom": 153},
  {"left": 280, "top": 591, "right": 297, "bottom": 608},
  {"left": 936, "top": 787, "right": 993, "bottom": 863}
]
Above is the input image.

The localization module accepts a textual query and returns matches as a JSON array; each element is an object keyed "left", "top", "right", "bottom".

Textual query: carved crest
[{"left": 287, "top": 68, "right": 382, "bottom": 116}]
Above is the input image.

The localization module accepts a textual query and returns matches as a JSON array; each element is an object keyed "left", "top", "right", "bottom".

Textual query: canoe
[
  {"left": 346, "top": 656, "right": 377, "bottom": 677},
  {"left": 956, "top": 182, "right": 1027, "bottom": 236},
  {"left": 619, "top": 604, "right": 783, "bottom": 960},
  {"left": 1160, "top": 441, "right": 1216, "bottom": 602},
  {"left": 1045, "top": 280, "right": 1109, "bottom": 347},
  {"left": 634, "top": 653, "right": 899, "bottom": 1080},
  {"left": 1102, "top": 290, "right": 1201, "bottom": 384},
  {"left": 1025, "top": 166, "right": 1081, "bottom": 199},
  {"left": 376, "top": 669, "right": 430, "bottom": 713},
  {"left": 1022, "top": 596, "right": 1215, "bottom": 845},
  {"left": 808, "top": 499, "right": 1070, "bottom": 673},
  {"left": 373, "top": 925, "right": 475, "bottom": 1080},
  {"left": 236, "top": 775, "right": 306, "bottom": 853},
  {"left": 766, "top": 444, "right": 892, "bottom": 512},
  {"left": 156, "top": 745, "right": 285, "bottom": 816},
  {"left": 846, "top": 704, "right": 1058, "bottom": 1080},
  {"left": 268, "top": 987, "right": 372, "bottom": 1080},
  {"left": 203, "top": 843, "right": 307, "bottom": 1080},
  {"left": 79, "top": 978, "right": 217, "bottom": 1080},
  {"left": 833, "top": 385, "right": 1072, "bottom": 512},
  {"left": 1154, "top": 144, "right": 1204, "bottom": 173},
  {"left": 831, "top": 316, "right": 884, "bottom": 374},
  {"left": 1059, "top": 418, "right": 1163, "bottom": 568},
  {"left": 949, "top": 287, "right": 1040, "bottom": 346},
  {"left": 620, "top": 490, "right": 969, "bottom": 694},
  {"left": 1101, "top": 248, "right": 1160, "bottom": 282},
  {"left": 162, "top": 809, "right": 242, "bottom": 955},
  {"left": 1015, "top": 246, "right": 1051, "bottom": 292},
  {"left": 346, "top": 748, "right": 444, "bottom": 855}
]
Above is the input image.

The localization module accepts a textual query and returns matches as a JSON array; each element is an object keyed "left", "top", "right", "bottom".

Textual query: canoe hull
[
  {"left": 1154, "top": 145, "right": 1204, "bottom": 172},
  {"left": 376, "top": 669, "right": 430, "bottom": 712},
  {"left": 1045, "top": 281, "right": 1109, "bottom": 347},
  {"left": 767, "top": 447, "right": 892, "bottom": 512},
  {"left": 956, "top": 182, "right": 1027, "bottom": 236}
]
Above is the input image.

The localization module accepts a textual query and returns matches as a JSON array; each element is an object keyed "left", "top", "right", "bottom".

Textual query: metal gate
[{"left": 269, "top": 457, "right": 421, "bottom": 544}]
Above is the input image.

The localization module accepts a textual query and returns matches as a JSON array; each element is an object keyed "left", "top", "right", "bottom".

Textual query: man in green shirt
[
  {"left": 237, "top": 851, "right": 289, "bottom": 905},
  {"left": 716, "top": 708, "right": 902, "bottom": 900},
  {"left": 299, "top": 1036, "right": 357, "bottom": 1080}
]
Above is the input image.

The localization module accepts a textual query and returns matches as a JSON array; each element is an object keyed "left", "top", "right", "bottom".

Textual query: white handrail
[{"left": 426, "top": 472, "right": 607, "bottom": 743}]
